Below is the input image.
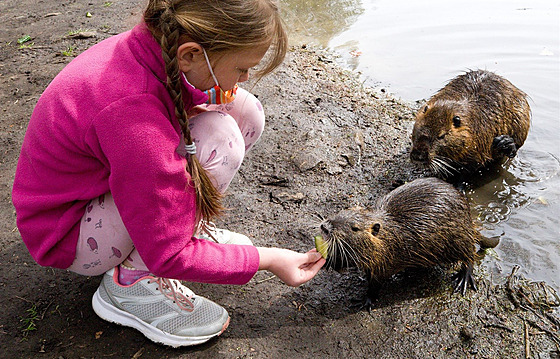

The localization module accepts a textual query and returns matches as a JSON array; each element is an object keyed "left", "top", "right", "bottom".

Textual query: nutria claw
[
  {"left": 320, "top": 177, "right": 486, "bottom": 302},
  {"left": 452, "top": 263, "right": 478, "bottom": 295},
  {"left": 493, "top": 135, "right": 518, "bottom": 158},
  {"left": 350, "top": 295, "right": 375, "bottom": 312},
  {"left": 410, "top": 69, "right": 531, "bottom": 179}
]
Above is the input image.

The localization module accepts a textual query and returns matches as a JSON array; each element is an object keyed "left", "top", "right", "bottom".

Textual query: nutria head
[
  {"left": 319, "top": 208, "right": 386, "bottom": 273},
  {"left": 410, "top": 70, "right": 531, "bottom": 180},
  {"left": 410, "top": 98, "right": 483, "bottom": 178}
]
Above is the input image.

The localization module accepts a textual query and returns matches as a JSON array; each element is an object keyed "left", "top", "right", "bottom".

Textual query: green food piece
[
  {"left": 17, "top": 35, "right": 31, "bottom": 44},
  {"left": 314, "top": 235, "right": 328, "bottom": 259}
]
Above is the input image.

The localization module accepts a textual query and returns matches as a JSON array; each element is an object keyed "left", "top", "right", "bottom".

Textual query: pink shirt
[{"left": 12, "top": 23, "right": 260, "bottom": 285}]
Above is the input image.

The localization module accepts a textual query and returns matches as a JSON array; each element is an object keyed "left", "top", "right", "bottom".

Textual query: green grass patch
[
  {"left": 20, "top": 304, "right": 39, "bottom": 339},
  {"left": 61, "top": 45, "right": 75, "bottom": 57}
]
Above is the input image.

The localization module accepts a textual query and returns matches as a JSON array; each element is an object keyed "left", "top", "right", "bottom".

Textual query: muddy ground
[{"left": 1, "top": 1, "right": 559, "bottom": 358}]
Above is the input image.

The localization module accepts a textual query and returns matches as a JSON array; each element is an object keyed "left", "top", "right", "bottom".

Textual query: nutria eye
[
  {"left": 437, "top": 133, "right": 446, "bottom": 140},
  {"left": 453, "top": 116, "right": 461, "bottom": 127},
  {"left": 351, "top": 225, "right": 360, "bottom": 232},
  {"left": 371, "top": 223, "right": 381, "bottom": 235},
  {"left": 423, "top": 106, "right": 428, "bottom": 113}
]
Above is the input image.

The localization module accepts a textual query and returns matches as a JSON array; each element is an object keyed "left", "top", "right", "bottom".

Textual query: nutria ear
[
  {"left": 371, "top": 223, "right": 381, "bottom": 235},
  {"left": 452, "top": 116, "right": 461, "bottom": 127}
]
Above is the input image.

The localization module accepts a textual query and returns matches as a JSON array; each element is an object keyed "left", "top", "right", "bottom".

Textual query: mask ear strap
[
  {"left": 181, "top": 72, "right": 194, "bottom": 88},
  {"left": 202, "top": 48, "right": 220, "bottom": 87}
]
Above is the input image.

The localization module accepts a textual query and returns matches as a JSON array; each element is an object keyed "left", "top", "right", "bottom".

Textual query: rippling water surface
[{"left": 282, "top": 0, "right": 560, "bottom": 289}]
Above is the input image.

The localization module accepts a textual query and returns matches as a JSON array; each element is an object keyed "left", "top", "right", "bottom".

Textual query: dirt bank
[{"left": 1, "top": 1, "right": 558, "bottom": 358}]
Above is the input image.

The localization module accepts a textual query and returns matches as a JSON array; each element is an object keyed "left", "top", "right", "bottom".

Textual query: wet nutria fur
[
  {"left": 410, "top": 69, "right": 531, "bottom": 180},
  {"left": 318, "top": 177, "right": 498, "bottom": 305}
]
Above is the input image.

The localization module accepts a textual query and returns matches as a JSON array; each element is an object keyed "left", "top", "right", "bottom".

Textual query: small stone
[{"left": 460, "top": 326, "right": 475, "bottom": 341}]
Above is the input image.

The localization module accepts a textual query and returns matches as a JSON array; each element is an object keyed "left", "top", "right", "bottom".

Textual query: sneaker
[
  {"left": 92, "top": 267, "right": 230, "bottom": 347},
  {"left": 196, "top": 221, "right": 253, "bottom": 245}
]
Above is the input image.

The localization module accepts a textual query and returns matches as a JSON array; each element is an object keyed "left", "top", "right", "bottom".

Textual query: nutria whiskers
[
  {"left": 317, "top": 177, "right": 498, "bottom": 308},
  {"left": 410, "top": 69, "right": 531, "bottom": 181}
]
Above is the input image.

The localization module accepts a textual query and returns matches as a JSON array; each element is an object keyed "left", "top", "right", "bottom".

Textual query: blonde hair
[{"left": 143, "top": 0, "right": 287, "bottom": 227}]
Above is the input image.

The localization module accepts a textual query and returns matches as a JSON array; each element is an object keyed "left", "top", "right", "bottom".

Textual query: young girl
[{"left": 12, "top": 0, "right": 325, "bottom": 347}]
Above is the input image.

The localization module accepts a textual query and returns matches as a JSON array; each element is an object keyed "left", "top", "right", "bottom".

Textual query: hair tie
[{"left": 184, "top": 143, "right": 197, "bottom": 155}]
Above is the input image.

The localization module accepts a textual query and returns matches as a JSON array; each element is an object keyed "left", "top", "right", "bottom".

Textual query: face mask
[
  {"left": 201, "top": 47, "right": 237, "bottom": 105},
  {"left": 202, "top": 48, "right": 238, "bottom": 105}
]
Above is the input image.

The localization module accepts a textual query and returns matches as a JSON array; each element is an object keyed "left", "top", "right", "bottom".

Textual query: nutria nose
[
  {"left": 320, "top": 221, "right": 332, "bottom": 235},
  {"left": 410, "top": 148, "right": 428, "bottom": 163}
]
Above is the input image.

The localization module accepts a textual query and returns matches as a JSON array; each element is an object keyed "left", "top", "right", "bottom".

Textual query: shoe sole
[{"left": 92, "top": 288, "right": 230, "bottom": 347}]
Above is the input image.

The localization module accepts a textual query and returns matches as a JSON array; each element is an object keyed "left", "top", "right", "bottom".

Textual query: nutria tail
[{"left": 479, "top": 234, "right": 500, "bottom": 249}]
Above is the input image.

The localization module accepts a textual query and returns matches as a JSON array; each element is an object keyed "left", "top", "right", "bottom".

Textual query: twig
[
  {"left": 39, "top": 301, "right": 53, "bottom": 320},
  {"left": 544, "top": 312, "right": 560, "bottom": 329},
  {"left": 483, "top": 322, "right": 514, "bottom": 333},
  {"left": 506, "top": 265, "right": 522, "bottom": 308},
  {"left": 524, "top": 320, "right": 530, "bottom": 359},
  {"left": 255, "top": 275, "right": 277, "bottom": 284},
  {"left": 525, "top": 318, "right": 560, "bottom": 346},
  {"left": 131, "top": 347, "right": 145, "bottom": 359},
  {"left": 14, "top": 295, "right": 33, "bottom": 304}
]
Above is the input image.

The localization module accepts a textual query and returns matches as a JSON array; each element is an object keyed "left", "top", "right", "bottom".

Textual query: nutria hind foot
[
  {"left": 351, "top": 295, "right": 376, "bottom": 312},
  {"left": 452, "top": 263, "right": 477, "bottom": 295},
  {"left": 493, "top": 134, "right": 519, "bottom": 158},
  {"left": 351, "top": 281, "right": 380, "bottom": 312},
  {"left": 479, "top": 234, "right": 501, "bottom": 249}
]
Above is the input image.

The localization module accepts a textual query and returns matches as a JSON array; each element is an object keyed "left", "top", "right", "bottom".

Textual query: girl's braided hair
[{"left": 143, "top": 0, "right": 287, "bottom": 228}]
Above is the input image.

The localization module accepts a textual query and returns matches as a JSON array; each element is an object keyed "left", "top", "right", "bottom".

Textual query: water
[{"left": 282, "top": 0, "right": 560, "bottom": 289}]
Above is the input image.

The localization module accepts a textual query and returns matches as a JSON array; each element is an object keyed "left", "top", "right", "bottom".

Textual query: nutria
[
  {"left": 410, "top": 69, "right": 531, "bottom": 180},
  {"left": 317, "top": 177, "right": 498, "bottom": 307}
]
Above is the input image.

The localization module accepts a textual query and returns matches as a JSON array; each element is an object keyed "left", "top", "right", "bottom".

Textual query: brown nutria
[
  {"left": 317, "top": 177, "right": 498, "bottom": 307},
  {"left": 410, "top": 69, "right": 531, "bottom": 180}
]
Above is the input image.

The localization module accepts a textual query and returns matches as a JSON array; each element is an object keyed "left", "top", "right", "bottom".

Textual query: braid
[
  {"left": 157, "top": 5, "right": 224, "bottom": 227},
  {"left": 143, "top": 0, "right": 288, "bottom": 231}
]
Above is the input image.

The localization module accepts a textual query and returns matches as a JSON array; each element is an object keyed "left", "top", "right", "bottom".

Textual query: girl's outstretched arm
[{"left": 257, "top": 247, "right": 326, "bottom": 287}]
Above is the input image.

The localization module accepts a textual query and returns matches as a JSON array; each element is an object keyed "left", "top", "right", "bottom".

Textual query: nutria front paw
[{"left": 493, "top": 135, "right": 518, "bottom": 158}]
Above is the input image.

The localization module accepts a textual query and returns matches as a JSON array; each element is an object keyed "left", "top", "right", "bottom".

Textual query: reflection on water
[
  {"left": 469, "top": 149, "right": 560, "bottom": 289},
  {"left": 469, "top": 150, "right": 560, "bottom": 225},
  {"left": 280, "top": 0, "right": 364, "bottom": 46},
  {"left": 281, "top": 0, "right": 560, "bottom": 289}
]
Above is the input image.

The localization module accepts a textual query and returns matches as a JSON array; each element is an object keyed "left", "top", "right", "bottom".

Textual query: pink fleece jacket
[{"left": 12, "top": 23, "right": 260, "bottom": 285}]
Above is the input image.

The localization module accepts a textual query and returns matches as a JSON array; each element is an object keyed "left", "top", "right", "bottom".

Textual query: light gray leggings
[{"left": 67, "top": 88, "right": 264, "bottom": 276}]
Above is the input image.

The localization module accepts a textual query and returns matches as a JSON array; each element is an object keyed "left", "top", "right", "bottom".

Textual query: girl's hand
[{"left": 257, "top": 247, "right": 326, "bottom": 287}]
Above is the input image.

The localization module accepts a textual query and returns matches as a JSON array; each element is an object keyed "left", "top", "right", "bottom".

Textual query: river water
[{"left": 282, "top": 0, "right": 560, "bottom": 289}]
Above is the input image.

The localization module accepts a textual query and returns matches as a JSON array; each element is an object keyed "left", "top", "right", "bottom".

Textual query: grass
[
  {"left": 66, "top": 28, "right": 92, "bottom": 36},
  {"left": 18, "top": 42, "right": 35, "bottom": 49},
  {"left": 17, "top": 299, "right": 54, "bottom": 340},
  {"left": 20, "top": 304, "right": 39, "bottom": 339},
  {"left": 61, "top": 45, "right": 75, "bottom": 56}
]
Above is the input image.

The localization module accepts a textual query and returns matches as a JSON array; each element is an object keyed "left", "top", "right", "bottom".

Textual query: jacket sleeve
[{"left": 86, "top": 94, "right": 260, "bottom": 284}]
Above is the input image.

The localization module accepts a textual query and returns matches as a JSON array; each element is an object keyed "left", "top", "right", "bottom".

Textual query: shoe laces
[
  {"left": 198, "top": 221, "right": 221, "bottom": 243},
  {"left": 148, "top": 277, "right": 196, "bottom": 312}
]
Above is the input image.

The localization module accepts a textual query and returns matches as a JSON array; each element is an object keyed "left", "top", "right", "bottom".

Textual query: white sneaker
[
  {"left": 92, "top": 267, "right": 230, "bottom": 347},
  {"left": 196, "top": 221, "right": 253, "bottom": 245}
]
